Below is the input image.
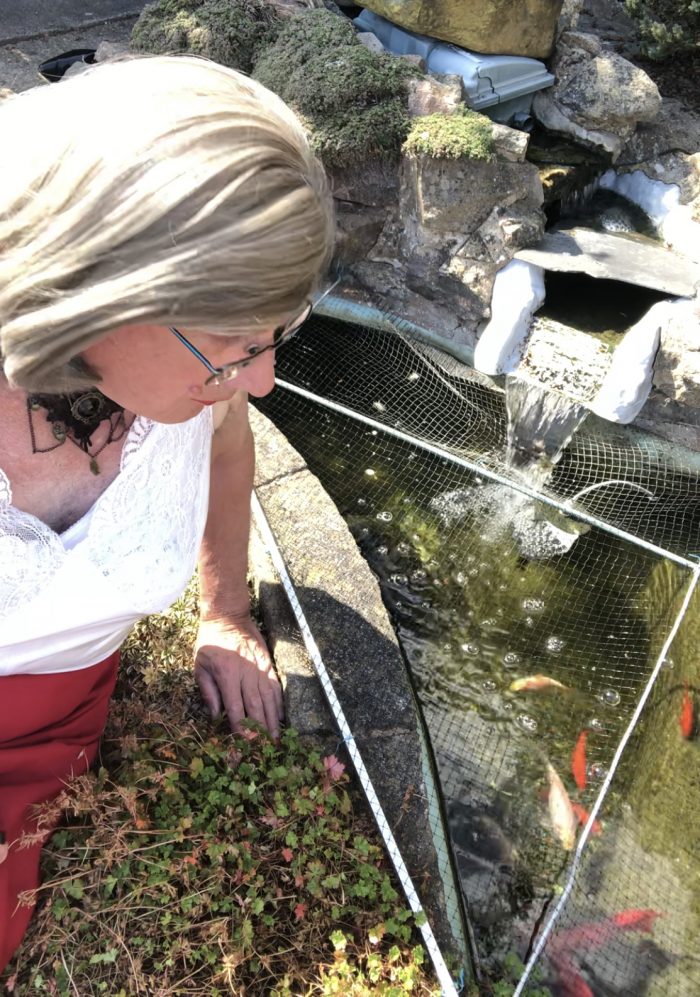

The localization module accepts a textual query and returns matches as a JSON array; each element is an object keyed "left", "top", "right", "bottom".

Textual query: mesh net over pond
[{"left": 254, "top": 314, "right": 700, "bottom": 997}]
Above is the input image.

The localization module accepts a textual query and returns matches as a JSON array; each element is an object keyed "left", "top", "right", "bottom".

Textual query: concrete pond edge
[{"left": 248, "top": 405, "right": 469, "bottom": 967}]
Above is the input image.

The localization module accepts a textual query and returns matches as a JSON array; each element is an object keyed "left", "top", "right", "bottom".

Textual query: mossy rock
[
  {"left": 403, "top": 106, "right": 495, "bottom": 161},
  {"left": 253, "top": 9, "right": 422, "bottom": 167},
  {"left": 131, "top": 0, "right": 280, "bottom": 73}
]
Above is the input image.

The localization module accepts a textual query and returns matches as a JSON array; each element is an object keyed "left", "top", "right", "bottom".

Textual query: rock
[
  {"left": 532, "top": 31, "right": 662, "bottom": 160},
  {"left": 334, "top": 202, "right": 388, "bottom": 263},
  {"left": 359, "top": 0, "right": 565, "bottom": 58},
  {"left": 651, "top": 298, "right": 700, "bottom": 415},
  {"left": 328, "top": 157, "right": 399, "bottom": 208},
  {"left": 620, "top": 99, "right": 700, "bottom": 164},
  {"left": 490, "top": 122, "right": 530, "bottom": 162},
  {"left": 356, "top": 30, "right": 385, "bottom": 55},
  {"left": 515, "top": 227, "right": 700, "bottom": 296},
  {"left": 399, "top": 53, "right": 427, "bottom": 71},
  {"left": 399, "top": 153, "right": 544, "bottom": 263},
  {"left": 406, "top": 75, "right": 463, "bottom": 118},
  {"left": 95, "top": 40, "right": 128, "bottom": 62},
  {"left": 478, "top": 206, "right": 545, "bottom": 264},
  {"left": 577, "top": 0, "right": 640, "bottom": 59},
  {"left": 558, "top": 0, "right": 583, "bottom": 34}
]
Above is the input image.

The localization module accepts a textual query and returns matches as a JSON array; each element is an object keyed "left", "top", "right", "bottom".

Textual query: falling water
[{"left": 505, "top": 375, "right": 588, "bottom": 489}]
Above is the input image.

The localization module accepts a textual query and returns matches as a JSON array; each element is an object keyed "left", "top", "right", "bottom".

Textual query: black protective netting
[{"left": 255, "top": 314, "right": 700, "bottom": 996}]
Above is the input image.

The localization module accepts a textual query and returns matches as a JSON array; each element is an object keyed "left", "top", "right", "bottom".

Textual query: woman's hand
[{"left": 194, "top": 614, "right": 284, "bottom": 740}]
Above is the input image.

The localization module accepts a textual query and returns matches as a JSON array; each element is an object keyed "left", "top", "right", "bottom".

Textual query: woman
[{"left": 0, "top": 54, "right": 334, "bottom": 969}]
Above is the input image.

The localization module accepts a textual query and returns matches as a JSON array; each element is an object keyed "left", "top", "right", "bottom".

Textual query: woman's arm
[{"left": 194, "top": 393, "right": 284, "bottom": 738}]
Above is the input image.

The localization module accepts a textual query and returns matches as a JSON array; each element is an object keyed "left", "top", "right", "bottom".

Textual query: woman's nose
[{"left": 243, "top": 349, "right": 277, "bottom": 398}]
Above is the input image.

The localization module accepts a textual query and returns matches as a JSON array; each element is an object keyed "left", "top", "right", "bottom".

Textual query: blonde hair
[{"left": 0, "top": 54, "right": 334, "bottom": 391}]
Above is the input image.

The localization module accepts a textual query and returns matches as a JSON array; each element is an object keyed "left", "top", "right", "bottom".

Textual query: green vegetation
[
  {"left": 403, "top": 106, "right": 495, "bottom": 161},
  {"left": 3, "top": 581, "right": 439, "bottom": 996},
  {"left": 624, "top": 0, "right": 700, "bottom": 60},
  {"left": 253, "top": 9, "right": 422, "bottom": 167},
  {"left": 131, "top": 0, "right": 280, "bottom": 73}
]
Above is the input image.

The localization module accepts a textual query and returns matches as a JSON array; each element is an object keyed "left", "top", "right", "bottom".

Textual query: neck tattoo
[{"left": 27, "top": 389, "right": 127, "bottom": 475}]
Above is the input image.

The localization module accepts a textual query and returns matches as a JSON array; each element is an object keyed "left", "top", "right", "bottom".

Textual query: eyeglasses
[{"left": 170, "top": 300, "right": 313, "bottom": 387}]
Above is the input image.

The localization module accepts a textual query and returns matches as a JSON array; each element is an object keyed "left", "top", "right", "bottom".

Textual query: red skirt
[{"left": 0, "top": 652, "right": 120, "bottom": 973}]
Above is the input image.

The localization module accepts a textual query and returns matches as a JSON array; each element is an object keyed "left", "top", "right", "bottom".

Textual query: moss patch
[
  {"left": 403, "top": 106, "right": 495, "bottom": 161},
  {"left": 131, "top": 0, "right": 280, "bottom": 73},
  {"left": 253, "top": 9, "right": 421, "bottom": 167}
]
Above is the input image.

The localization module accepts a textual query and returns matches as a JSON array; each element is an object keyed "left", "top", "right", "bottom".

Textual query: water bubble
[
  {"left": 372, "top": 401, "right": 386, "bottom": 413},
  {"left": 482, "top": 679, "right": 497, "bottom": 692},
  {"left": 503, "top": 652, "right": 522, "bottom": 668},
  {"left": 588, "top": 718, "right": 604, "bottom": 731},
  {"left": 376, "top": 545, "right": 388, "bottom": 555},
  {"left": 359, "top": 528, "right": 369, "bottom": 537},
  {"left": 525, "top": 617, "right": 535, "bottom": 628},
  {"left": 662, "top": 657, "right": 675, "bottom": 669},
  {"left": 426, "top": 560, "right": 439, "bottom": 571},
  {"left": 396, "top": 542, "right": 411, "bottom": 556},
  {"left": 407, "top": 371, "right": 420, "bottom": 382},
  {"left": 480, "top": 618, "right": 497, "bottom": 628},
  {"left": 460, "top": 642, "right": 480, "bottom": 657},
  {"left": 498, "top": 583, "right": 509, "bottom": 592},
  {"left": 411, "top": 569, "right": 427, "bottom": 583},
  {"left": 453, "top": 572, "right": 466, "bottom": 585},
  {"left": 522, "top": 598, "right": 545, "bottom": 612},
  {"left": 357, "top": 497, "right": 367, "bottom": 507},
  {"left": 516, "top": 714, "right": 538, "bottom": 733},
  {"left": 389, "top": 573, "right": 408, "bottom": 585},
  {"left": 503, "top": 701, "right": 514, "bottom": 712},
  {"left": 588, "top": 761, "right": 608, "bottom": 781},
  {"left": 394, "top": 420, "right": 403, "bottom": 429},
  {"left": 421, "top": 600, "right": 432, "bottom": 609},
  {"left": 598, "top": 688, "right": 621, "bottom": 707},
  {"left": 365, "top": 468, "right": 376, "bottom": 477},
  {"left": 442, "top": 643, "right": 451, "bottom": 653},
  {"left": 468, "top": 568, "right": 479, "bottom": 578},
  {"left": 546, "top": 636, "right": 565, "bottom": 653},
  {"left": 412, "top": 534, "right": 421, "bottom": 543},
  {"left": 371, "top": 430, "right": 378, "bottom": 436},
  {"left": 376, "top": 511, "right": 393, "bottom": 522}
]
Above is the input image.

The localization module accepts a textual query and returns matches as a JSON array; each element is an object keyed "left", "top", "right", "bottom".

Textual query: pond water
[
  {"left": 260, "top": 320, "right": 700, "bottom": 997},
  {"left": 264, "top": 376, "right": 700, "bottom": 993}
]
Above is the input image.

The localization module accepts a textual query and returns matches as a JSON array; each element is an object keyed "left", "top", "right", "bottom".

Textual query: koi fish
[
  {"left": 571, "top": 802, "right": 602, "bottom": 836},
  {"left": 546, "top": 762, "right": 577, "bottom": 850},
  {"left": 549, "top": 909, "right": 662, "bottom": 997},
  {"left": 680, "top": 682, "right": 694, "bottom": 739},
  {"left": 550, "top": 908, "right": 662, "bottom": 955},
  {"left": 571, "top": 730, "right": 588, "bottom": 791},
  {"left": 509, "top": 674, "right": 568, "bottom": 693}
]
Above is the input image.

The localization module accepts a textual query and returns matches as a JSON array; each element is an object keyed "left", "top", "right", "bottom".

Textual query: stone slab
[
  {"left": 0, "top": 0, "right": 144, "bottom": 44},
  {"left": 249, "top": 408, "right": 469, "bottom": 961},
  {"left": 515, "top": 226, "right": 700, "bottom": 297}
]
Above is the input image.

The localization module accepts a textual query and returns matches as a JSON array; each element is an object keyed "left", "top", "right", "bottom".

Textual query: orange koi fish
[
  {"left": 550, "top": 910, "right": 662, "bottom": 997},
  {"left": 680, "top": 682, "right": 694, "bottom": 739},
  {"left": 571, "top": 802, "right": 602, "bottom": 836},
  {"left": 571, "top": 730, "right": 588, "bottom": 791},
  {"left": 509, "top": 674, "right": 568, "bottom": 693},
  {"left": 546, "top": 762, "right": 577, "bottom": 850},
  {"left": 551, "top": 908, "right": 662, "bottom": 955}
]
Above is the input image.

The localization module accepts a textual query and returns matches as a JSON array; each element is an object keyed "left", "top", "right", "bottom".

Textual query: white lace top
[{"left": 0, "top": 408, "right": 213, "bottom": 676}]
